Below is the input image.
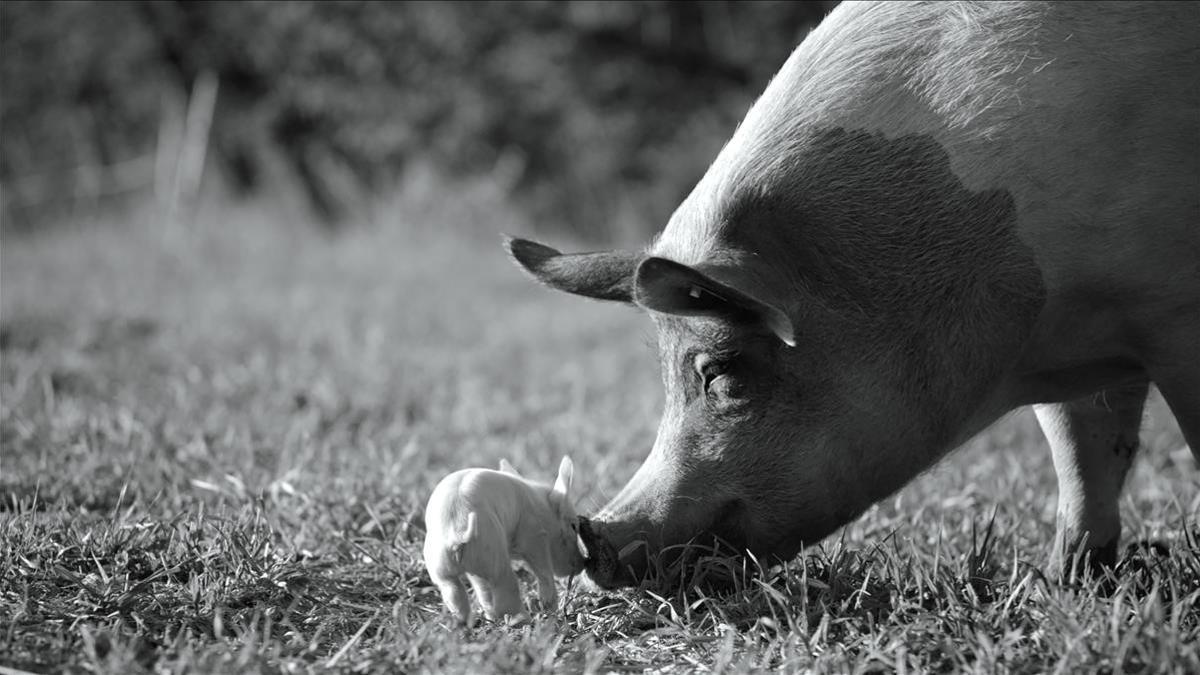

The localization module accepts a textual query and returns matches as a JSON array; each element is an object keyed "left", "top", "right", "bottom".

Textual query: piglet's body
[{"left": 423, "top": 457, "right": 584, "bottom": 623}]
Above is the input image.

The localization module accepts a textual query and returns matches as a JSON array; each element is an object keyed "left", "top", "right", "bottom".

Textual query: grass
[{"left": 2, "top": 193, "right": 1198, "bottom": 674}]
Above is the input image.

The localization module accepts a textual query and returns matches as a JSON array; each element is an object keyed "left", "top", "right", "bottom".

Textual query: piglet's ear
[
  {"left": 552, "top": 456, "right": 574, "bottom": 500},
  {"left": 498, "top": 458, "right": 521, "bottom": 477}
]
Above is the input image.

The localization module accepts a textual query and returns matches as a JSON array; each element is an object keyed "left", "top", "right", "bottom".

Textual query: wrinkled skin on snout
[{"left": 509, "top": 1, "right": 1199, "bottom": 589}]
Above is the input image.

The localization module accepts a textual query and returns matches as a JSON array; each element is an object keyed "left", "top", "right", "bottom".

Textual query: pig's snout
[
  {"left": 576, "top": 497, "right": 760, "bottom": 590},
  {"left": 577, "top": 515, "right": 650, "bottom": 589},
  {"left": 576, "top": 516, "right": 616, "bottom": 581}
]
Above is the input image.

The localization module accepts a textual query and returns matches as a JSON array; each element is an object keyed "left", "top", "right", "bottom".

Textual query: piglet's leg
[
  {"left": 488, "top": 567, "right": 525, "bottom": 621},
  {"left": 535, "top": 572, "right": 558, "bottom": 611},
  {"left": 466, "top": 574, "right": 496, "bottom": 620},
  {"left": 527, "top": 552, "right": 558, "bottom": 611},
  {"left": 435, "top": 576, "right": 472, "bottom": 625},
  {"left": 515, "top": 538, "right": 566, "bottom": 613}
]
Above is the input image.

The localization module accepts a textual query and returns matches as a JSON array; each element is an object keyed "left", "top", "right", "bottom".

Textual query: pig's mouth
[
  {"left": 577, "top": 513, "right": 757, "bottom": 591},
  {"left": 577, "top": 516, "right": 624, "bottom": 587}
]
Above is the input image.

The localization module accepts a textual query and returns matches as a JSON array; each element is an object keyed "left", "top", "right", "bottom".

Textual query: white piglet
[{"left": 423, "top": 456, "right": 585, "bottom": 624}]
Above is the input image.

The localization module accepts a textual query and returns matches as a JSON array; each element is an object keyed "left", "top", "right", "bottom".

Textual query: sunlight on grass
[{"left": 2, "top": 200, "right": 1197, "bottom": 673}]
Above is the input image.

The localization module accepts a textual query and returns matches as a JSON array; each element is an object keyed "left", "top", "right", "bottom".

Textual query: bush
[{"left": 0, "top": 1, "right": 836, "bottom": 238}]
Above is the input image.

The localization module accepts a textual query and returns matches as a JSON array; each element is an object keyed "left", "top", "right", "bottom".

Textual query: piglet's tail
[
  {"left": 462, "top": 512, "right": 478, "bottom": 543},
  {"left": 448, "top": 512, "right": 478, "bottom": 565}
]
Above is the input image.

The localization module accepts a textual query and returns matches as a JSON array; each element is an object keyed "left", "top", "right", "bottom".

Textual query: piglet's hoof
[{"left": 577, "top": 516, "right": 618, "bottom": 581}]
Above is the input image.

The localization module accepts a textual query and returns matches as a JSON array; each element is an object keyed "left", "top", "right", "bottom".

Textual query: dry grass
[{"left": 2, "top": 196, "right": 1198, "bottom": 673}]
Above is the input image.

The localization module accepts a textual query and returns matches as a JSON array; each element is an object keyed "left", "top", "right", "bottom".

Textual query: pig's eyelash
[
  {"left": 687, "top": 346, "right": 742, "bottom": 365},
  {"left": 709, "top": 347, "right": 742, "bottom": 363}
]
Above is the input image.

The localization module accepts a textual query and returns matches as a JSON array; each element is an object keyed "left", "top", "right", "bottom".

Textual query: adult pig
[{"left": 506, "top": 0, "right": 1199, "bottom": 587}]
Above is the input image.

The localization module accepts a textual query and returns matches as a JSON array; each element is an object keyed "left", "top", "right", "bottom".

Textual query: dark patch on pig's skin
[
  {"left": 720, "top": 127, "right": 1047, "bottom": 445},
  {"left": 586, "top": 128, "right": 1052, "bottom": 582}
]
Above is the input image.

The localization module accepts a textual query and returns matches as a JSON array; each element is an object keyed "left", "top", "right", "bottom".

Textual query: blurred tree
[
  {"left": 0, "top": 0, "right": 836, "bottom": 237},
  {"left": 1, "top": 2, "right": 165, "bottom": 216}
]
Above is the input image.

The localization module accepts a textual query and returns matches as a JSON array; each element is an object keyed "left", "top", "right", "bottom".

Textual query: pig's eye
[{"left": 695, "top": 355, "right": 734, "bottom": 396}]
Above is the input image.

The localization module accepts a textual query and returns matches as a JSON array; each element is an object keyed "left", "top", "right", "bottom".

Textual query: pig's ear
[
  {"left": 552, "top": 456, "right": 575, "bottom": 501},
  {"left": 504, "top": 236, "right": 639, "bottom": 303},
  {"left": 498, "top": 458, "right": 521, "bottom": 477},
  {"left": 634, "top": 257, "right": 795, "bottom": 347}
]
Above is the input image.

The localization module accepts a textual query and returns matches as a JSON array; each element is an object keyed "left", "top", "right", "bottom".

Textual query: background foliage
[{"left": 1, "top": 0, "right": 835, "bottom": 237}]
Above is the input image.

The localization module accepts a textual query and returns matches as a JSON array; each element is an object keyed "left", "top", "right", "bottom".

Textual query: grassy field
[{"left": 2, "top": 196, "right": 1198, "bottom": 674}]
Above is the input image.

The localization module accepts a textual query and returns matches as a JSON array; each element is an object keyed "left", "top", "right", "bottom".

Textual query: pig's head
[
  {"left": 506, "top": 237, "right": 868, "bottom": 588},
  {"left": 505, "top": 131, "right": 1042, "bottom": 589}
]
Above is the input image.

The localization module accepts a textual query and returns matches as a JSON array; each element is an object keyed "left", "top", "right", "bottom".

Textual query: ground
[{"left": 2, "top": 195, "right": 1198, "bottom": 674}]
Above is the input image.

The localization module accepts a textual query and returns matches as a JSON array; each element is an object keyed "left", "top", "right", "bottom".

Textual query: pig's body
[
  {"left": 506, "top": 1, "right": 1199, "bottom": 587},
  {"left": 423, "top": 459, "right": 583, "bottom": 622}
]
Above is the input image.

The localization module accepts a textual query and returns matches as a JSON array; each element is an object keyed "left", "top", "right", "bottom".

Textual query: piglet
[{"left": 423, "top": 456, "right": 585, "bottom": 624}]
